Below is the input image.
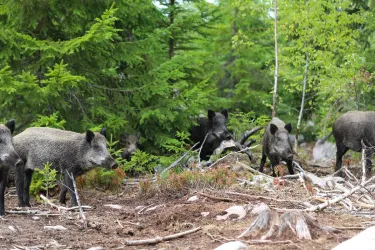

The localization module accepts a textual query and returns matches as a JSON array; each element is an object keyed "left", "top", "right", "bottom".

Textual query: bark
[
  {"left": 295, "top": 53, "right": 309, "bottom": 151},
  {"left": 168, "top": 0, "right": 175, "bottom": 59},
  {"left": 272, "top": 0, "right": 278, "bottom": 118}
]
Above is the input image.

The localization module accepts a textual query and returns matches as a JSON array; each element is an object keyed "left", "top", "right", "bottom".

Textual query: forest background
[{"left": 1, "top": 0, "right": 375, "bottom": 162}]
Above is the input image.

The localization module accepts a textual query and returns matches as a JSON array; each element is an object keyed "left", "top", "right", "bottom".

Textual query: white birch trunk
[
  {"left": 295, "top": 53, "right": 309, "bottom": 151},
  {"left": 272, "top": 0, "right": 278, "bottom": 118}
]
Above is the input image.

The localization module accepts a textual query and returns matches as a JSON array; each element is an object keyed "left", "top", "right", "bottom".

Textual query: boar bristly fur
[
  {"left": 119, "top": 133, "right": 139, "bottom": 161},
  {"left": 333, "top": 111, "right": 375, "bottom": 176},
  {"left": 259, "top": 117, "right": 294, "bottom": 176},
  {"left": 190, "top": 109, "right": 233, "bottom": 161},
  {"left": 0, "top": 120, "right": 23, "bottom": 216},
  {"left": 13, "top": 127, "right": 116, "bottom": 206}
]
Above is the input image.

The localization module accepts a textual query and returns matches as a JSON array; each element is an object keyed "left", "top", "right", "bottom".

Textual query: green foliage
[
  {"left": 2, "top": 0, "right": 375, "bottom": 158},
  {"left": 162, "top": 131, "right": 191, "bottom": 154},
  {"left": 106, "top": 134, "right": 127, "bottom": 166},
  {"left": 30, "top": 162, "right": 57, "bottom": 199},
  {"left": 30, "top": 112, "right": 66, "bottom": 129},
  {"left": 77, "top": 167, "right": 125, "bottom": 191},
  {"left": 123, "top": 150, "right": 158, "bottom": 174},
  {"left": 139, "top": 167, "right": 239, "bottom": 196}
]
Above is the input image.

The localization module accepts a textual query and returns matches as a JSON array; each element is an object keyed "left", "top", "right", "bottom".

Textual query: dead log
[{"left": 240, "top": 126, "right": 263, "bottom": 145}]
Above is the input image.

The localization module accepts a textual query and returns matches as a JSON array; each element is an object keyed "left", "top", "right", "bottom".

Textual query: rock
[
  {"left": 214, "top": 241, "right": 248, "bottom": 250},
  {"left": 188, "top": 195, "right": 199, "bottom": 202},
  {"left": 333, "top": 226, "right": 375, "bottom": 250},
  {"left": 313, "top": 140, "right": 336, "bottom": 163},
  {"left": 44, "top": 225, "right": 67, "bottom": 231},
  {"left": 250, "top": 203, "right": 270, "bottom": 214},
  {"left": 216, "top": 205, "right": 247, "bottom": 221},
  {"left": 104, "top": 204, "right": 123, "bottom": 210},
  {"left": 86, "top": 247, "right": 104, "bottom": 250},
  {"left": 201, "top": 212, "right": 210, "bottom": 217}
]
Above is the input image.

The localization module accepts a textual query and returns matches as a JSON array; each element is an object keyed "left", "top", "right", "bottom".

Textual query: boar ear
[
  {"left": 5, "top": 119, "right": 15, "bottom": 134},
  {"left": 284, "top": 123, "right": 292, "bottom": 133},
  {"left": 86, "top": 130, "right": 95, "bottom": 143},
  {"left": 100, "top": 128, "right": 107, "bottom": 138},
  {"left": 208, "top": 110, "right": 216, "bottom": 120},
  {"left": 270, "top": 124, "right": 278, "bottom": 135},
  {"left": 221, "top": 109, "right": 228, "bottom": 119},
  {"left": 136, "top": 131, "right": 141, "bottom": 139}
]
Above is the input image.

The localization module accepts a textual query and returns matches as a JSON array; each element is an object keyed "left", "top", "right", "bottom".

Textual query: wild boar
[
  {"left": 190, "top": 109, "right": 233, "bottom": 160},
  {"left": 119, "top": 133, "right": 139, "bottom": 161},
  {"left": 259, "top": 117, "right": 294, "bottom": 176},
  {"left": 13, "top": 127, "right": 116, "bottom": 206},
  {"left": 332, "top": 111, "right": 375, "bottom": 176},
  {"left": 0, "top": 120, "right": 23, "bottom": 216}
]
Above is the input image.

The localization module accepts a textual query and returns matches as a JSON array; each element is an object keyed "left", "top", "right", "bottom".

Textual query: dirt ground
[{"left": 0, "top": 144, "right": 373, "bottom": 250}]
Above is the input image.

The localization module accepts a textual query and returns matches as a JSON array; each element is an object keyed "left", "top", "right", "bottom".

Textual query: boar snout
[
  {"left": 286, "top": 153, "right": 293, "bottom": 160},
  {"left": 225, "top": 133, "right": 233, "bottom": 140},
  {"left": 111, "top": 162, "right": 118, "bottom": 169}
]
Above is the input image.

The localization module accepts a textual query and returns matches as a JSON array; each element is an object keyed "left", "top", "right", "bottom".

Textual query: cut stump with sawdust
[{"left": 238, "top": 205, "right": 338, "bottom": 240}]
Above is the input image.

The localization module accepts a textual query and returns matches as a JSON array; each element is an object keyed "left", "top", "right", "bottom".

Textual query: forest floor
[{"left": 0, "top": 144, "right": 373, "bottom": 250}]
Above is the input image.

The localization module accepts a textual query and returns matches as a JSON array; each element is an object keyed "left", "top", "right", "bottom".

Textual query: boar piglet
[
  {"left": 0, "top": 120, "right": 23, "bottom": 216},
  {"left": 333, "top": 111, "right": 375, "bottom": 177},
  {"left": 119, "top": 133, "right": 139, "bottom": 161},
  {"left": 259, "top": 117, "right": 294, "bottom": 176},
  {"left": 190, "top": 109, "right": 233, "bottom": 161},
  {"left": 13, "top": 127, "right": 116, "bottom": 206}
]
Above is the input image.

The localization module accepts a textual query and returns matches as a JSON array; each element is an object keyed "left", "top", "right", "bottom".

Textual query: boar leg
[
  {"left": 59, "top": 183, "right": 68, "bottom": 204},
  {"left": 259, "top": 153, "right": 267, "bottom": 173},
  {"left": 63, "top": 171, "right": 78, "bottom": 207},
  {"left": 15, "top": 162, "right": 26, "bottom": 207},
  {"left": 23, "top": 169, "right": 33, "bottom": 207},
  {"left": 335, "top": 145, "right": 349, "bottom": 177},
  {"left": 286, "top": 159, "right": 294, "bottom": 175},
  {"left": 0, "top": 168, "right": 9, "bottom": 216},
  {"left": 269, "top": 159, "right": 278, "bottom": 177},
  {"left": 365, "top": 149, "right": 373, "bottom": 177}
]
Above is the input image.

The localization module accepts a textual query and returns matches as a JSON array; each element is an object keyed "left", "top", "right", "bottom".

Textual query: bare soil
[
  {"left": 1, "top": 176, "right": 372, "bottom": 250},
  {"left": 0, "top": 144, "right": 372, "bottom": 250}
]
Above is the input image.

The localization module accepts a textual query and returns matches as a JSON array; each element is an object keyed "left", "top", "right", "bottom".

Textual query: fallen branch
[
  {"left": 66, "top": 171, "right": 87, "bottom": 229},
  {"left": 207, "top": 145, "right": 260, "bottom": 169},
  {"left": 7, "top": 210, "right": 42, "bottom": 214},
  {"left": 162, "top": 142, "right": 199, "bottom": 175},
  {"left": 198, "top": 134, "right": 209, "bottom": 166},
  {"left": 6, "top": 210, "right": 62, "bottom": 216},
  {"left": 240, "top": 126, "right": 263, "bottom": 145},
  {"left": 234, "top": 161, "right": 274, "bottom": 180},
  {"left": 306, "top": 175, "right": 375, "bottom": 212},
  {"left": 245, "top": 239, "right": 298, "bottom": 245},
  {"left": 124, "top": 226, "right": 201, "bottom": 246},
  {"left": 40, "top": 194, "right": 92, "bottom": 211},
  {"left": 198, "top": 192, "right": 239, "bottom": 203},
  {"left": 225, "top": 191, "right": 306, "bottom": 205}
]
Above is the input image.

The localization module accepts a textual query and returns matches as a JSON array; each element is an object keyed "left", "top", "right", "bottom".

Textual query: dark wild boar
[
  {"left": 119, "top": 133, "right": 139, "bottom": 161},
  {"left": 332, "top": 111, "right": 375, "bottom": 176},
  {"left": 0, "top": 120, "right": 23, "bottom": 216},
  {"left": 190, "top": 109, "right": 233, "bottom": 161},
  {"left": 259, "top": 117, "right": 294, "bottom": 176},
  {"left": 13, "top": 127, "right": 116, "bottom": 206}
]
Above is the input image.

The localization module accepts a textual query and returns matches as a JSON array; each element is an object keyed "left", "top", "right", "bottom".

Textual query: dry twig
[
  {"left": 124, "top": 226, "right": 201, "bottom": 246},
  {"left": 66, "top": 171, "right": 87, "bottom": 229}
]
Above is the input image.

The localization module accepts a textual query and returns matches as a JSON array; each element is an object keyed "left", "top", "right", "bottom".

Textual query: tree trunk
[
  {"left": 295, "top": 53, "right": 309, "bottom": 152},
  {"left": 272, "top": 0, "right": 278, "bottom": 118},
  {"left": 169, "top": 0, "right": 175, "bottom": 59}
]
